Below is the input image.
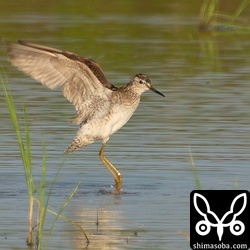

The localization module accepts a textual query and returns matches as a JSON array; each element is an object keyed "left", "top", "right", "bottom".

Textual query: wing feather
[{"left": 7, "top": 41, "right": 114, "bottom": 122}]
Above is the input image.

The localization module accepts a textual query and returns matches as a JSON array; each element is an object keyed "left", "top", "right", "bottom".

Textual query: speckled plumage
[{"left": 7, "top": 40, "right": 164, "bottom": 192}]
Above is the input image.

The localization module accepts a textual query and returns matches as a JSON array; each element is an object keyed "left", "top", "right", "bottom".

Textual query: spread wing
[{"left": 7, "top": 40, "right": 116, "bottom": 124}]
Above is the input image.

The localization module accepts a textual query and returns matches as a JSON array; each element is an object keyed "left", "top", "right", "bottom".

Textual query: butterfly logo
[{"left": 193, "top": 192, "right": 247, "bottom": 241}]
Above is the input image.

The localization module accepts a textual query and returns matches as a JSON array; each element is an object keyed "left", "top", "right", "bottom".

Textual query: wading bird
[{"left": 7, "top": 40, "right": 164, "bottom": 193}]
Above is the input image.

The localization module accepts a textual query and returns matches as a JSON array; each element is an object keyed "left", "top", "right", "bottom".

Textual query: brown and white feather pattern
[
  {"left": 7, "top": 41, "right": 113, "bottom": 124},
  {"left": 7, "top": 41, "right": 163, "bottom": 153}
]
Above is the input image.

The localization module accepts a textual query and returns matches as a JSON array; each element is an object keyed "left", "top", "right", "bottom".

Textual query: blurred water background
[{"left": 0, "top": 1, "right": 250, "bottom": 249}]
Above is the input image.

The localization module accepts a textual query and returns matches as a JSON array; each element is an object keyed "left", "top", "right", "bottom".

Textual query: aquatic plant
[
  {"left": 189, "top": 147, "right": 202, "bottom": 190},
  {"left": 1, "top": 71, "right": 35, "bottom": 245},
  {"left": 199, "top": 0, "right": 249, "bottom": 31},
  {"left": 1, "top": 71, "right": 88, "bottom": 249}
]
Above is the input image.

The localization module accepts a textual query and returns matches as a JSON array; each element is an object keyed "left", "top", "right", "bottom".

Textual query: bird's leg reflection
[{"left": 99, "top": 140, "right": 122, "bottom": 193}]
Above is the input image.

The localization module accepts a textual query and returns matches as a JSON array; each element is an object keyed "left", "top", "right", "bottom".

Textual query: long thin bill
[{"left": 150, "top": 86, "right": 165, "bottom": 97}]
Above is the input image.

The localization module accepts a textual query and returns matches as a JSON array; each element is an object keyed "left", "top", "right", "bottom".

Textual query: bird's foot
[
  {"left": 111, "top": 185, "right": 123, "bottom": 195},
  {"left": 111, "top": 177, "right": 123, "bottom": 194},
  {"left": 98, "top": 183, "right": 123, "bottom": 194}
]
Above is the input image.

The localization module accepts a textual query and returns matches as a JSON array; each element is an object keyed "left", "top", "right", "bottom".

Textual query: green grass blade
[
  {"left": 2, "top": 69, "right": 83, "bottom": 248},
  {"left": 189, "top": 147, "right": 202, "bottom": 190},
  {"left": 1, "top": 70, "right": 34, "bottom": 196},
  {"left": 231, "top": 0, "right": 249, "bottom": 23},
  {"left": 1, "top": 69, "right": 35, "bottom": 245},
  {"left": 22, "top": 99, "right": 34, "bottom": 196},
  {"left": 44, "top": 181, "right": 81, "bottom": 248},
  {"left": 46, "top": 206, "right": 90, "bottom": 248},
  {"left": 200, "top": 0, "right": 219, "bottom": 27},
  {"left": 36, "top": 135, "right": 47, "bottom": 249}
]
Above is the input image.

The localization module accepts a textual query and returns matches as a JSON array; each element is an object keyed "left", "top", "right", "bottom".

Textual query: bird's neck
[{"left": 121, "top": 83, "right": 141, "bottom": 100}]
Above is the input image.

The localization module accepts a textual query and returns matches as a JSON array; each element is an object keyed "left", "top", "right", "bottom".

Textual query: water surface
[{"left": 0, "top": 1, "right": 250, "bottom": 249}]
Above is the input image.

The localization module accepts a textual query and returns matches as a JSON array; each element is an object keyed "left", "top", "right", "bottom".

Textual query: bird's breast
[
  {"left": 78, "top": 92, "right": 140, "bottom": 140},
  {"left": 108, "top": 97, "right": 140, "bottom": 135}
]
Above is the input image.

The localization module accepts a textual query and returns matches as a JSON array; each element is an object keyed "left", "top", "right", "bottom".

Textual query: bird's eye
[{"left": 139, "top": 80, "right": 143, "bottom": 84}]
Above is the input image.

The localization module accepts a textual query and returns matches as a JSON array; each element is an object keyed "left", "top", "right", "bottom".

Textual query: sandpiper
[{"left": 7, "top": 40, "right": 165, "bottom": 193}]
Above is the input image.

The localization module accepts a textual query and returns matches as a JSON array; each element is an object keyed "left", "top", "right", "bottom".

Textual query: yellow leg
[{"left": 99, "top": 141, "right": 122, "bottom": 193}]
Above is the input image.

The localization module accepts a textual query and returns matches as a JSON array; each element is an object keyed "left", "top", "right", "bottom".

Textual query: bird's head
[{"left": 131, "top": 74, "right": 165, "bottom": 97}]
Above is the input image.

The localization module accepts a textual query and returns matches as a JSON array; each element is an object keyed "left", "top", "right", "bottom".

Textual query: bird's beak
[{"left": 150, "top": 86, "right": 165, "bottom": 97}]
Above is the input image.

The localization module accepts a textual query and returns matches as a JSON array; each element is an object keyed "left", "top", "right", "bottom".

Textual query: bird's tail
[{"left": 64, "top": 136, "right": 94, "bottom": 154}]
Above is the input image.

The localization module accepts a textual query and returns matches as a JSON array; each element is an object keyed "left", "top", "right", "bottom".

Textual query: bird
[{"left": 7, "top": 40, "right": 165, "bottom": 193}]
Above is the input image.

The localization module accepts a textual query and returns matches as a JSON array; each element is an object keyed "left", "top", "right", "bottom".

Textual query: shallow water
[{"left": 0, "top": 1, "right": 250, "bottom": 249}]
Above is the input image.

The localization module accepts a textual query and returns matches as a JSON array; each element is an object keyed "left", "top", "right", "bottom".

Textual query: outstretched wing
[{"left": 7, "top": 41, "right": 115, "bottom": 123}]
